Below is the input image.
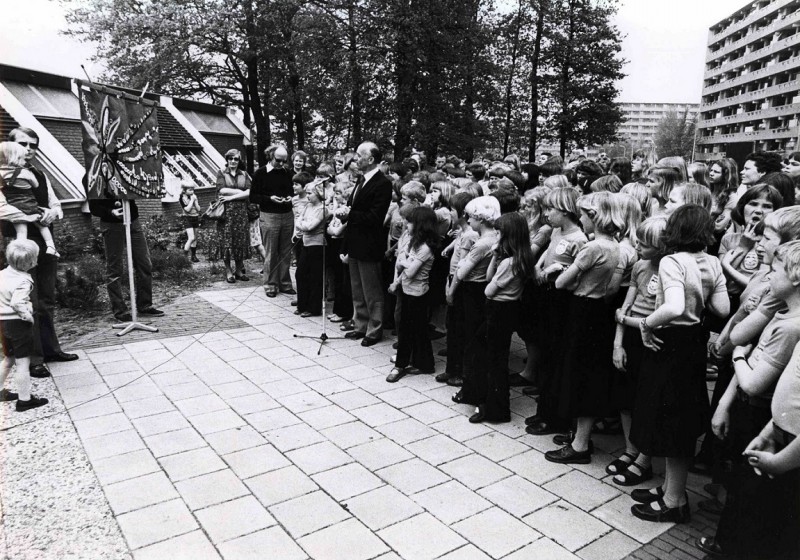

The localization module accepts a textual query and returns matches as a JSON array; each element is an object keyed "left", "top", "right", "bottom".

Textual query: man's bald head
[
  {"left": 272, "top": 146, "right": 289, "bottom": 167},
  {"left": 356, "top": 142, "right": 381, "bottom": 172}
]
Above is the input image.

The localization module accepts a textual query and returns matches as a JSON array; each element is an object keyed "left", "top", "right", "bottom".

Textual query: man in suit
[{"left": 336, "top": 142, "right": 392, "bottom": 347}]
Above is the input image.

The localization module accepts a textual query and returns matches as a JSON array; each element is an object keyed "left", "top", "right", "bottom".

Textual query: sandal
[
  {"left": 612, "top": 463, "right": 653, "bottom": 486},
  {"left": 339, "top": 320, "right": 354, "bottom": 332},
  {"left": 605, "top": 452, "right": 637, "bottom": 475},
  {"left": 386, "top": 367, "right": 407, "bottom": 383},
  {"left": 452, "top": 391, "right": 466, "bottom": 404},
  {"left": 328, "top": 314, "right": 344, "bottom": 322}
]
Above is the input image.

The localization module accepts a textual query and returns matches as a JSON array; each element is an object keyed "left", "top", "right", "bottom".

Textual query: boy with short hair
[{"left": 0, "top": 239, "right": 49, "bottom": 411}]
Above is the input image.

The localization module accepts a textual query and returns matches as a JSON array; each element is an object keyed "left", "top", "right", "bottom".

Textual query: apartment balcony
[
  {"left": 706, "top": 9, "right": 799, "bottom": 65},
  {"left": 697, "top": 126, "right": 799, "bottom": 145},
  {"left": 704, "top": 31, "right": 800, "bottom": 80},
  {"left": 701, "top": 79, "right": 798, "bottom": 112},
  {"left": 698, "top": 102, "right": 800, "bottom": 127},
  {"left": 703, "top": 55, "right": 800, "bottom": 95},
  {"left": 708, "top": 0, "right": 794, "bottom": 50}
]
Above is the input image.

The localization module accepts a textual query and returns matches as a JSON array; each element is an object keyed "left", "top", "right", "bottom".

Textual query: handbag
[
  {"left": 247, "top": 203, "right": 261, "bottom": 221},
  {"left": 204, "top": 198, "right": 226, "bottom": 221}
]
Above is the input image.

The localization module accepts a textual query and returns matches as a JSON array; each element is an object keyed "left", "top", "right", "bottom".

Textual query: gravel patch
[{"left": 0, "top": 376, "right": 130, "bottom": 560}]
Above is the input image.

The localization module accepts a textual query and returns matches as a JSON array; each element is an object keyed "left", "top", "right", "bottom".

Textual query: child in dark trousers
[
  {"left": 450, "top": 196, "right": 500, "bottom": 406},
  {"left": 386, "top": 206, "right": 438, "bottom": 383},
  {"left": 294, "top": 180, "right": 327, "bottom": 317},
  {"left": 469, "top": 213, "right": 535, "bottom": 424},
  {"left": 438, "top": 192, "right": 476, "bottom": 386}
]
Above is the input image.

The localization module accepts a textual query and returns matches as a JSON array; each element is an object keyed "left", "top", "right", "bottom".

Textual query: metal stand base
[
  {"left": 113, "top": 321, "right": 160, "bottom": 337},
  {"left": 293, "top": 332, "right": 345, "bottom": 355}
]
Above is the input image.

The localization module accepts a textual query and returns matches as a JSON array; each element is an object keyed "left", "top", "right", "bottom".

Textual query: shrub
[
  {"left": 142, "top": 215, "right": 175, "bottom": 252},
  {"left": 150, "top": 249, "right": 196, "bottom": 281},
  {"left": 56, "top": 254, "right": 105, "bottom": 310}
]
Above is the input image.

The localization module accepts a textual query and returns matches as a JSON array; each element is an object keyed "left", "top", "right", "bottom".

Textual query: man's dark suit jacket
[{"left": 344, "top": 170, "right": 392, "bottom": 262}]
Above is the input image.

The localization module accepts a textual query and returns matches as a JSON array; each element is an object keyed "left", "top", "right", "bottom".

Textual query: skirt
[
  {"left": 535, "top": 286, "right": 571, "bottom": 426},
  {"left": 551, "top": 294, "right": 615, "bottom": 419},
  {"left": 249, "top": 219, "right": 262, "bottom": 248},
  {"left": 609, "top": 324, "right": 644, "bottom": 412},
  {"left": 630, "top": 324, "right": 710, "bottom": 458},
  {"left": 208, "top": 200, "right": 252, "bottom": 262},
  {"left": 516, "top": 280, "right": 537, "bottom": 343}
]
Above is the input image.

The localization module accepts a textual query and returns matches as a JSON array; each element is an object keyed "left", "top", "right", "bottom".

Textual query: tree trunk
[
  {"left": 528, "top": 0, "right": 546, "bottom": 161},
  {"left": 243, "top": 0, "right": 269, "bottom": 167},
  {"left": 348, "top": 0, "right": 363, "bottom": 149},
  {"left": 463, "top": 0, "right": 479, "bottom": 162},
  {"left": 393, "top": 2, "right": 416, "bottom": 161},
  {"left": 503, "top": 1, "right": 523, "bottom": 157},
  {"left": 558, "top": 0, "right": 575, "bottom": 158}
]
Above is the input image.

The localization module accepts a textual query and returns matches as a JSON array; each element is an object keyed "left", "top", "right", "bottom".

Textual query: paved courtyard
[{"left": 0, "top": 284, "right": 717, "bottom": 559}]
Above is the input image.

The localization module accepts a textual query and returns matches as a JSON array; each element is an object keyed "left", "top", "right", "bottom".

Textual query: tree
[{"left": 654, "top": 109, "right": 697, "bottom": 161}]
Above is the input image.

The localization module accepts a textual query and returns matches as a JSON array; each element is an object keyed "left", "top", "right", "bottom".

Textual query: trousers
[
  {"left": 348, "top": 258, "right": 384, "bottom": 339},
  {"left": 101, "top": 220, "right": 153, "bottom": 318},
  {"left": 260, "top": 212, "right": 294, "bottom": 291}
]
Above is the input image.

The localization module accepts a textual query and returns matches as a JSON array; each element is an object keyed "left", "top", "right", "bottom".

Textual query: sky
[{"left": 1, "top": 0, "right": 751, "bottom": 104}]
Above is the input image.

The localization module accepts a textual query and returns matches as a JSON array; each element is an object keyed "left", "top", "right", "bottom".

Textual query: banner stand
[{"left": 112, "top": 200, "right": 159, "bottom": 337}]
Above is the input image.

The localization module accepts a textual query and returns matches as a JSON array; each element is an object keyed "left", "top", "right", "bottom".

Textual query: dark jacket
[
  {"left": 250, "top": 166, "right": 293, "bottom": 213},
  {"left": 343, "top": 170, "right": 392, "bottom": 261}
]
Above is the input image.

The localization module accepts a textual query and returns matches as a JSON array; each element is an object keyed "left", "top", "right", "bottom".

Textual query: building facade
[
  {"left": 617, "top": 102, "right": 700, "bottom": 146},
  {"left": 696, "top": 0, "right": 800, "bottom": 163}
]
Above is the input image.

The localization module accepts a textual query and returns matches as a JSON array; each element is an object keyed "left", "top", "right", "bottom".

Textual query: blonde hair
[
  {"left": 465, "top": 196, "right": 501, "bottom": 224},
  {"left": 577, "top": 191, "right": 624, "bottom": 235},
  {"left": 621, "top": 182, "right": 654, "bottom": 218},
  {"left": 637, "top": 216, "right": 668, "bottom": 253},
  {"left": 0, "top": 142, "right": 27, "bottom": 167},
  {"left": 764, "top": 206, "right": 800, "bottom": 243},
  {"left": 613, "top": 193, "right": 642, "bottom": 245},
  {"left": 775, "top": 240, "right": 800, "bottom": 284},
  {"left": 523, "top": 186, "right": 550, "bottom": 226},
  {"left": 543, "top": 174, "right": 570, "bottom": 189},
  {"left": 400, "top": 181, "right": 427, "bottom": 203},
  {"left": 5, "top": 239, "right": 39, "bottom": 271},
  {"left": 544, "top": 187, "right": 580, "bottom": 222},
  {"left": 180, "top": 179, "right": 196, "bottom": 190},
  {"left": 681, "top": 184, "right": 713, "bottom": 212}
]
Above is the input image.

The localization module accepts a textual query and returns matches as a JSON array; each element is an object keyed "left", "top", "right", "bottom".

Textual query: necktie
[{"left": 352, "top": 175, "right": 365, "bottom": 202}]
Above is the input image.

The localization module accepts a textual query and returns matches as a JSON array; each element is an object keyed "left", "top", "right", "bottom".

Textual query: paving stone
[
  {"left": 246, "top": 466, "right": 319, "bottom": 506},
  {"left": 311, "top": 463, "right": 383, "bottom": 501},
  {"left": 227, "top": 393, "right": 279, "bottom": 415},
  {"left": 74, "top": 412, "right": 133, "bottom": 439},
  {"left": 195, "top": 495, "right": 276, "bottom": 545},
  {"left": 348, "top": 438, "right": 415, "bottom": 471},
  {"left": 378, "top": 513, "right": 467, "bottom": 560},
  {"left": 375, "top": 457, "right": 451, "bottom": 495},
  {"left": 412, "top": 480, "right": 492, "bottom": 524},
  {"left": 453, "top": 507, "right": 540, "bottom": 558},
  {"left": 245, "top": 407, "right": 302, "bottom": 432},
  {"left": 297, "top": 404, "right": 356, "bottom": 430},
  {"left": 269, "top": 490, "right": 351, "bottom": 538},
  {"left": 277, "top": 390, "right": 332, "bottom": 414},
  {"left": 116, "top": 499, "right": 198, "bottom": 550},
  {"left": 406, "top": 434, "right": 472, "bottom": 466},
  {"left": 577, "top": 530, "right": 640, "bottom": 560},
  {"left": 206, "top": 426, "right": 267, "bottom": 455},
  {"left": 145, "top": 427, "right": 206, "bottom": 458},
  {"left": 175, "top": 469, "right": 250, "bottom": 510},
  {"left": 505, "top": 537, "right": 580, "bottom": 560},
  {"left": 286, "top": 441, "right": 353, "bottom": 475},
  {"left": 321, "top": 421, "right": 381, "bottom": 449},
  {"left": 217, "top": 526, "right": 307, "bottom": 560},
  {"left": 440, "top": 454, "right": 512, "bottom": 490},
  {"left": 401, "top": 401, "right": 458, "bottom": 424},
  {"left": 328, "top": 388, "right": 382, "bottom": 410},
  {"left": 120, "top": 396, "right": 177, "bottom": 419},
  {"left": 113, "top": 378, "right": 164, "bottom": 403},
  {"left": 344, "top": 485, "right": 424, "bottom": 531},
  {"left": 478, "top": 475, "right": 559, "bottom": 517},
  {"left": 161, "top": 381, "right": 214, "bottom": 401},
  {"left": 351, "top": 403, "right": 409, "bottom": 427},
  {"left": 173, "top": 394, "right": 229, "bottom": 417},
  {"left": 525, "top": 500, "right": 612, "bottom": 552},
  {"left": 212, "top": 379, "right": 262, "bottom": 400},
  {"left": 159, "top": 447, "right": 227, "bottom": 482},
  {"left": 592, "top": 495, "right": 674, "bottom": 544},
  {"left": 266, "top": 423, "right": 326, "bottom": 452},
  {"left": 133, "top": 530, "right": 221, "bottom": 560},
  {"left": 375, "top": 417, "right": 438, "bottom": 445},
  {"left": 464, "top": 432, "right": 530, "bottom": 462},
  {"left": 132, "top": 410, "right": 192, "bottom": 437},
  {"left": 92, "top": 449, "right": 161, "bottom": 485},
  {"left": 105, "top": 471, "right": 179, "bottom": 515},
  {"left": 305, "top": 375, "right": 358, "bottom": 396},
  {"left": 500, "top": 449, "right": 572, "bottom": 485},
  {"left": 437, "top": 545, "right": 493, "bottom": 560},
  {"left": 83, "top": 429, "right": 146, "bottom": 461},
  {"left": 260, "top": 378, "right": 309, "bottom": 398},
  {"left": 66, "top": 395, "right": 123, "bottom": 421},
  {"left": 544, "top": 471, "right": 623, "bottom": 512},
  {"left": 297, "top": 518, "right": 389, "bottom": 560},
  {"left": 224, "top": 444, "right": 291, "bottom": 479}
]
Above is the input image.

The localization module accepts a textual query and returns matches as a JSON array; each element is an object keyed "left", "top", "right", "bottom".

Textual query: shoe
[
  {"left": 114, "top": 312, "right": 132, "bottom": 322},
  {"left": 508, "top": 373, "right": 534, "bottom": 387},
  {"left": 361, "top": 336, "right": 381, "bottom": 347},
  {"left": 522, "top": 385, "right": 540, "bottom": 396},
  {"left": 300, "top": 312, "right": 314, "bottom": 318},
  {"left": 345, "top": 331, "right": 365, "bottom": 340},
  {"left": 605, "top": 452, "right": 637, "bottom": 475},
  {"left": 328, "top": 314, "right": 344, "bottom": 322},
  {"left": 45, "top": 351, "right": 79, "bottom": 362},
  {"left": 291, "top": 300, "right": 298, "bottom": 306},
  {"left": 266, "top": 290, "right": 277, "bottom": 298},
  {"left": 16, "top": 395, "right": 48, "bottom": 411},
  {"left": 435, "top": 372, "right": 452, "bottom": 383},
  {"left": 235, "top": 273, "right": 249, "bottom": 281},
  {"left": 695, "top": 537, "right": 724, "bottom": 558},
  {"left": 613, "top": 463, "right": 653, "bottom": 486},
  {"left": 552, "top": 433, "right": 595, "bottom": 453},
  {"left": 469, "top": 408, "right": 486, "bottom": 424},
  {"left": 191, "top": 256, "right": 200, "bottom": 263},
  {"left": 386, "top": 367, "right": 407, "bottom": 383},
  {"left": 0, "top": 388, "right": 19, "bottom": 401},
  {"left": 526, "top": 421, "right": 559, "bottom": 436},
  {"left": 339, "top": 321, "right": 354, "bottom": 332},
  {"left": 138, "top": 307, "right": 165, "bottom": 316},
  {"left": 281, "top": 288, "right": 297, "bottom": 295},
  {"left": 452, "top": 391, "right": 467, "bottom": 404},
  {"left": 438, "top": 348, "right": 448, "bottom": 357},
  {"left": 30, "top": 364, "right": 51, "bottom": 378},
  {"left": 227, "top": 275, "right": 236, "bottom": 283},
  {"left": 524, "top": 415, "right": 541, "bottom": 426},
  {"left": 392, "top": 342, "right": 399, "bottom": 350},
  {"left": 390, "top": 355, "right": 396, "bottom": 364},
  {"left": 631, "top": 497, "right": 690, "bottom": 523},
  {"left": 631, "top": 486, "right": 665, "bottom": 503},
  {"left": 544, "top": 444, "right": 592, "bottom": 464},
  {"left": 698, "top": 498, "right": 723, "bottom": 516},
  {"left": 445, "top": 376, "right": 463, "bottom": 387},
  {"left": 294, "top": 309, "right": 302, "bottom": 315}
]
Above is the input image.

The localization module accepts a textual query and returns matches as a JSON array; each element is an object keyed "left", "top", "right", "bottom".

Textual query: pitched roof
[{"left": 157, "top": 106, "right": 201, "bottom": 149}]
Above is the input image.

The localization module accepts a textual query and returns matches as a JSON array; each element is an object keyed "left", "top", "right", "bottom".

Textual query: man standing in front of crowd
[
  {"left": 337, "top": 142, "right": 392, "bottom": 347},
  {"left": 740, "top": 151, "right": 782, "bottom": 193},
  {"left": 251, "top": 145, "right": 296, "bottom": 298},
  {"left": 0, "top": 128, "right": 78, "bottom": 378}
]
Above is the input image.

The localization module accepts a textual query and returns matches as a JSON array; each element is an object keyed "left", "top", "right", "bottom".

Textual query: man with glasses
[
  {"left": 250, "top": 145, "right": 295, "bottom": 297},
  {"left": 0, "top": 128, "right": 78, "bottom": 378}
]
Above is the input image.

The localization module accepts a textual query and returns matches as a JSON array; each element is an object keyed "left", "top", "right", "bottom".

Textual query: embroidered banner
[{"left": 78, "top": 83, "right": 164, "bottom": 200}]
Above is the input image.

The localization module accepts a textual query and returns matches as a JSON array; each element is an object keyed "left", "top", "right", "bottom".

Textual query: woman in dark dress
[{"left": 211, "top": 149, "right": 252, "bottom": 282}]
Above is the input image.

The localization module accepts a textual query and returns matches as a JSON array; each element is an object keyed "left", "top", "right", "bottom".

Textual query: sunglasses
[
  {"left": 227, "top": 156, "right": 240, "bottom": 161},
  {"left": 274, "top": 158, "right": 287, "bottom": 163},
  {"left": 18, "top": 141, "right": 38, "bottom": 149}
]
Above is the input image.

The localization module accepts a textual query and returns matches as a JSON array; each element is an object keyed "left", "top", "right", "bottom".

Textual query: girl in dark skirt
[
  {"left": 544, "top": 192, "right": 624, "bottom": 465},
  {"left": 629, "top": 205, "right": 729, "bottom": 524},
  {"left": 526, "top": 187, "right": 587, "bottom": 436},
  {"left": 470, "top": 213, "right": 535, "bottom": 424}
]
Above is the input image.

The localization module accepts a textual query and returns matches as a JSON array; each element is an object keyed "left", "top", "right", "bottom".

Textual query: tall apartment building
[
  {"left": 696, "top": 0, "right": 800, "bottom": 163},
  {"left": 617, "top": 102, "right": 700, "bottom": 145}
]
